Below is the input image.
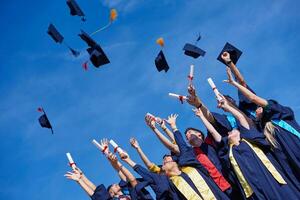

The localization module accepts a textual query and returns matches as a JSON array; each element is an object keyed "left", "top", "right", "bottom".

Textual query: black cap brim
[
  {"left": 183, "top": 43, "right": 206, "bottom": 59},
  {"left": 66, "top": 0, "right": 85, "bottom": 17},
  {"left": 87, "top": 45, "right": 110, "bottom": 67},
  {"left": 79, "top": 30, "right": 97, "bottom": 47},
  {"left": 47, "top": 24, "right": 64, "bottom": 44}
]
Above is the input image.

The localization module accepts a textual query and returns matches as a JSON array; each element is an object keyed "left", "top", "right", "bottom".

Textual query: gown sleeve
[{"left": 91, "top": 184, "right": 111, "bottom": 200}]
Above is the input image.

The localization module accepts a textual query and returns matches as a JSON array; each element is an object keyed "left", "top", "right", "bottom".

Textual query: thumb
[{"left": 223, "top": 80, "right": 229, "bottom": 83}]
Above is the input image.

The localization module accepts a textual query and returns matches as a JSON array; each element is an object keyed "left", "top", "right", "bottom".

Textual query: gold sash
[
  {"left": 170, "top": 166, "right": 216, "bottom": 200},
  {"left": 229, "top": 139, "right": 287, "bottom": 198}
]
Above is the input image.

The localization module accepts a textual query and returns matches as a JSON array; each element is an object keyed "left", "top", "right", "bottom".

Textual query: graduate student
[
  {"left": 100, "top": 139, "right": 153, "bottom": 200},
  {"left": 192, "top": 93, "right": 299, "bottom": 199},
  {"left": 223, "top": 67, "right": 300, "bottom": 190}
]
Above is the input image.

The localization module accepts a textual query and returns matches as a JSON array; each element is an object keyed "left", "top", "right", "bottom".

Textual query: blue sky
[{"left": 1, "top": 0, "right": 300, "bottom": 199}]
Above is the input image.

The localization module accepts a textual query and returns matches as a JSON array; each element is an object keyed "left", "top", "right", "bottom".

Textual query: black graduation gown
[
  {"left": 173, "top": 130, "right": 230, "bottom": 200},
  {"left": 216, "top": 120, "right": 299, "bottom": 200}
]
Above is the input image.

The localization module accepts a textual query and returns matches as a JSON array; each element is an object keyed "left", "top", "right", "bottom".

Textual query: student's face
[
  {"left": 109, "top": 184, "right": 121, "bottom": 197},
  {"left": 186, "top": 130, "right": 203, "bottom": 147},
  {"left": 228, "top": 129, "right": 241, "bottom": 145},
  {"left": 162, "top": 156, "right": 178, "bottom": 175},
  {"left": 255, "top": 107, "right": 264, "bottom": 120}
]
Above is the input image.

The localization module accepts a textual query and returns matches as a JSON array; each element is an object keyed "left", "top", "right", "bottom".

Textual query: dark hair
[
  {"left": 184, "top": 127, "right": 204, "bottom": 138},
  {"left": 107, "top": 184, "right": 113, "bottom": 192}
]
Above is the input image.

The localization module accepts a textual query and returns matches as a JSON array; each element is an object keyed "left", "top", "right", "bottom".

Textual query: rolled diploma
[
  {"left": 146, "top": 113, "right": 163, "bottom": 124},
  {"left": 168, "top": 93, "right": 187, "bottom": 100},
  {"left": 92, "top": 139, "right": 104, "bottom": 151},
  {"left": 109, "top": 139, "right": 124, "bottom": 154},
  {"left": 189, "top": 65, "right": 194, "bottom": 79},
  {"left": 66, "top": 152, "right": 76, "bottom": 169},
  {"left": 207, "top": 78, "right": 222, "bottom": 101}
]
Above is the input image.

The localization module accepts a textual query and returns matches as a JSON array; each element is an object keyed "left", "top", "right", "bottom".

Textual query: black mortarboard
[
  {"left": 38, "top": 109, "right": 53, "bottom": 134},
  {"left": 155, "top": 50, "right": 169, "bottom": 72},
  {"left": 66, "top": 0, "right": 86, "bottom": 21},
  {"left": 217, "top": 42, "right": 242, "bottom": 65},
  {"left": 87, "top": 45, "right": 110, "bottom": 67},
  {"left": 78, "top": 30, "right": 97, "bottom": 47},
  {"left": 183, "top": 43, "right": 206, "bottom": 59},
  {"left": 47, "top": 24, "right": 64, "bottom": 43},
  {"left": 69, "top": 47, "right": 80, "bottom": 57}
]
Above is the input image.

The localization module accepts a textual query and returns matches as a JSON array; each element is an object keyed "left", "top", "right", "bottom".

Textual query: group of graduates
[{"left": 64, "top": 52, "right": 300, "bottom": 200}]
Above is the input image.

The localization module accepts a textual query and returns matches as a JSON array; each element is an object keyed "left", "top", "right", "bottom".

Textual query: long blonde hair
[{"left": 264, "top": 122, "right": 278, "bottom": 148}]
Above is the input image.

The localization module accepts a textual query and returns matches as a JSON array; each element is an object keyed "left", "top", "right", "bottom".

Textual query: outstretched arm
[
  {"left": 145, "top": 116, "right": 179, "bottom": 154},
  {"left": 108, "top": 153, "right": 138, "bottom": 188},
  {"left": 218, "top": 93, "right": 251, "bottom": 129},
  {"left": 193, "top": 108, "right": 222, "bottom": 142},
  {"left": 130, "top": 137, "right": 155, "bottom": 169},
  {"left": 74, "top": 167, "right": 96, "bottom": 191},
  {"left": 221, "top": 52, "right": 247, "bottom": 87},
  {"left": 187, "top": 85, "right": 215, "bottom": 124},
  {"left": 64, "top": 168, "right": 95, "bottom": 197},
  {"left": 100, "top": 138, "right": 127, "bottom": 181},
  {"left": 159, "top": 119, "right": 176, "bottom": 143},
  {"left": 224, "top": 67, "right": 268, "bottom": 107}
]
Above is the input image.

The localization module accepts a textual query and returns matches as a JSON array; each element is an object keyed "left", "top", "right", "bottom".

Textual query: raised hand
[
  {"left": 221, "top": 51, "right": 232, "bottom": 64},
  {"left": 223, "top": 67, "right": 235, "bottom": 85},
  {"left": 192, "top": 107, "right": 204, "bottom": 118},
  {"left": 145, "top": 115, "right": 156, "bottom": 129},
  {"left": 108, "top": 152, "right": 118, "bottom": 165},
  {"left": 64, "top": 170, "right": 82, "bottom": 182},
  {"left": 100, "top": 138, "right": 109, "bottom": 154},
  {"left": 187, "top": 85, "right": 202, "bottom": 108},
  {"left": 166, "top": 114, "right": 178, "bottom": 130},
  {"left": 130, "top": 138, "right": 140, "bottom": 149}
]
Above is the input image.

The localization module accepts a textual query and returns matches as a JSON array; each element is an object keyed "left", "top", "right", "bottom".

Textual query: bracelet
[{"left": 197, "top": 103, "right": 203, "bottom": 109}]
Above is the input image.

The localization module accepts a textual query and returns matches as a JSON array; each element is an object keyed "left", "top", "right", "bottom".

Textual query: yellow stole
[
  {"left": 170, "top": 166, "right": 216, "bottom": 200},
  {"left": 229, "top": 139, "right": 287, "bottom": 198}
]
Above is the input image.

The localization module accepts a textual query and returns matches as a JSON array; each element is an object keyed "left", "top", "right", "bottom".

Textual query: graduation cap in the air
[
  {"left": 47, "top": 23, "right": 80, "bottom": 57},
  {"left": 183, "top": 34, "right": 206, "bottom": 59},
  {"left": 155, "top": 50, "right": 169, "bottom": 72},
  {"left": 217, "top": 42, "right": 242, "bottom": 65},
  {"left": 66, "top": 0, "right": 86, "bottom": 21},
  {"left": 37, "top": 107, "right": 53, "bottom": 134},
  {"left": 154, "top": 38, "right": 169, "bottom": 72},
  {"left": 78, "top": 30, "right": 110, "bottom": 68}
]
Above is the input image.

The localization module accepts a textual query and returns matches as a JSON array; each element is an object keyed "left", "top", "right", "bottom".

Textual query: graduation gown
[
  {"left": 173, "top": 129, "right": 230, "bottom": 200},
  {"left": 133, "top": 164, "right": 181, "bottom": 200},
  {"left": 238, "top": 86, "right": 300, "bottom": 190},
  {"left": 215, "top": 118, "right": 299, "bottom": 200},
  {"left": 91, "top": 184, "right": 111, "bottom": 200},
  {"left": 91, "top": 180, "right": 153, "bottom": 200},
  {"left": 263, "top": 100, "right": 300, "bottom": 188}
]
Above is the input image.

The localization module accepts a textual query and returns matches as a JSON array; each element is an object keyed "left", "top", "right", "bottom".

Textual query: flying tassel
[
  {"left": 82, "top": 61, "right": 89, "bottom": 71},
  {"left": 110, "top": 9, "right": 118, "bottom": 22},
  {"left": 156, "top": 37, "right": 164, "bottom": 47},
  {"left": 91, "top": 8, "right": 118, "bottom": 36}
]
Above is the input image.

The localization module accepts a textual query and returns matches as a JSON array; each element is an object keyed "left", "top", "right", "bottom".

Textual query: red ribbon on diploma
[
  {"left": 69, "top": 162, "right": 76, "bottom": 167},
  {"left": 179, "top": 96, "right": 184, "bottom": 104},
  {"left": 114, "top": 146, "right": 119, "bottom": 153},
  {"left": 102, "top": 146, "right": 108, "bottom": 154}
]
